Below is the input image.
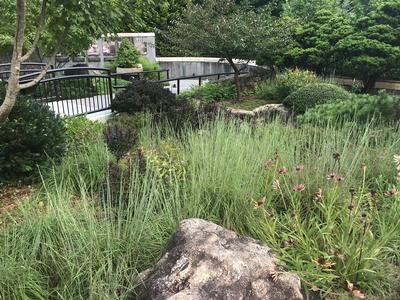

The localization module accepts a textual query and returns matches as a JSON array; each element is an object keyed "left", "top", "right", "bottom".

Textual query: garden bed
[{"left": 221, "top": 96, "right": 280, "bottom": 111}]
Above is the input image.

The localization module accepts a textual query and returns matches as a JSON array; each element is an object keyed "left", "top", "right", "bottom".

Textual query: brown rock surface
[{"left": 132, "top": 218, "right": 303, "bottom": 300}]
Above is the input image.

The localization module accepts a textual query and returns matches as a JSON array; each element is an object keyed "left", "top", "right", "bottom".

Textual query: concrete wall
[
  {"left": 156, "top": 57, "right": 259, "bottom": 78},
  {"left": 335, "top": 77, "right": 400, "bottom": 94}
]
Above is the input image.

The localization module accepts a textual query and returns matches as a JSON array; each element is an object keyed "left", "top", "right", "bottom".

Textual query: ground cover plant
[
  {"left": 299, "top": 91, "right": 400, "bottom": 125},
  {"left": 1, "top": 115, "right": 399, "bottom": 299}
]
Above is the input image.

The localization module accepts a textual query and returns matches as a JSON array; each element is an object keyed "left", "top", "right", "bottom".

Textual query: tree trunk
[
  {"left": 227, "top": 58, "right": 241, "bottom": 102},
  {"left": 362, "top": 76, "right": 377, "bottom": 94},
  {"left": 0, "top": 0, "right": 26, "bottom": 123}
]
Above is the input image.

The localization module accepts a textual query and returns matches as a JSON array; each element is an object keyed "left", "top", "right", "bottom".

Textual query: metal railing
[
  {"left": 3, "top": 66, "right": 245, "bottom": 117},
  {"left": 112, "top": 71, "right": 247, "bottom": 94},
  {"left": 0, "top": 62, "right": 49, "bottom": 81},
  {"left": 111, "top": 69, "right": 169, "bottom": 82},
  {"left": 156, "top": 71, "right": 247, "bottom": 94},
  {"left": 19, "top": 67, "right": 113, "bottom": 117}
]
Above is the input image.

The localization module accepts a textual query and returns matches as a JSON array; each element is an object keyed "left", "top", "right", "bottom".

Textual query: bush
[
  {"left": 299, "top": 91, "right": 400, "bottom": 125},
  {"left": 255, "top": 81, "right": 280, "bottom": 101},
  {"left": 109, "top": 112, "right": 152, "bottom": 130},
  {"left": 111, "top": 80, "right": 221, "bottom": 131},
  {"left": 159, "top": 100, "right": 222, "bottom": 131},
  {"left": 64, "top": 116, "right": 104, "bottom": 150},
  {"left": 138, "top": 56, "right": 164, "bottom": 80},
  {"left": 178, "top": 81, "right": 236, "bottom": 103},
  {"left": 256, "top": 69, "right": 320, "bottom": 101},
  {"left": 140, "top": 138, "right": 187, "bottom": 181},
  {"left": 103, "top": 120, "right": 139, "bottom": 161},
  {"left": 114, "top": 38, "right": 141, "bottom": 68},
  {"left": 283, "top": 83, "right": 351, "bottom": 114},
  {"left": 0, "top": 97, "right": 66, "bottom": 181},
  {"left": 275, "top": 69, "right": 320, "bottom": 100},
  {"left": 111, "top": 80, "right": 177, "bottom": 114}
]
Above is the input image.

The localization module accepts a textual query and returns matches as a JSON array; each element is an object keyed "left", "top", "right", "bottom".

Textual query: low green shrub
[
  {"left": 140, "top": 138, "right": 187, "bottom": 181},
  {"left": 138, "top": 56, "right": 164, "bottom": 80},
  {"left": 0, "top": 97, "right": 66, "bottom": 181},
  {"left": 275, "top": 69, "right": 320, "bottom": 100},
  {"left": 255, "top": 80, "right": 279, "bottom": 101},
  {"left": 111, "top": 80, "right": 176, "bottom": 115},
  {"left": 64, "top": 116, "right": 104, "bottom": 150},
  {"left": 299, "top": 91, "right": 400, "bottom": 125},
  {"left": 283, "top": 83, "right": 351, "bottom": 114},
  {"left": 178, "top": 81, "right": 236, "bottom": 103},
  {"left": 256, "top": 69, "right": 320, "bottom": 101}
]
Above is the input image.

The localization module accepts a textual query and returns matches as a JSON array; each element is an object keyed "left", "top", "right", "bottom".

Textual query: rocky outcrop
[
  {"left": 132, "top": 219, "right": 303, "bottom": 300},
  {"left": 227, "top": 103, "right": 290, "bottom": 121},
  {"left": 253, "top": 104, "right": 290, "bottom": 120}
]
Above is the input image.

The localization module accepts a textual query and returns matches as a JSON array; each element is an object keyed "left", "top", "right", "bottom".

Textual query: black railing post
[
  {"left": 167, "top": 70, "right": 170, "bottom": 79},
  {"left": 158, "top": 71, "right": 161, "bottom": 81},
  {"left": 107, "top": 70, "right": 114, "bottom": 112},
  {"left": 177, "top": 79, "right": 180, "bottom": 95},
  {"left": 199, "top": 76, "right": 202, "bottom": 86}
]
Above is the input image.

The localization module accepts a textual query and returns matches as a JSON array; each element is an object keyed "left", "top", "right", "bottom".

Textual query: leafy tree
[
  {"left": 120, "top": 0, "right": 193, "bottom": 56},
  {"left": 0, "top": 0, "right": 123, "bottom": 123},
  {"left": 283, "top": 0, "right": 345, "bottom": 19},
  {"left": 283, "top": 10, "right": 353, "bottom": 75},
  {"left": 335, "top": 0, "right": 400, "bottom": 92},
  {"left": 168, "top": 0, "right": 292, "bottom": 100}
]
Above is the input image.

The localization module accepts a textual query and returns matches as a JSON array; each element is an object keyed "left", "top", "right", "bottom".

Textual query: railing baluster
[{"left": 107, "top": 74, "right": 113, "bottom": 111}]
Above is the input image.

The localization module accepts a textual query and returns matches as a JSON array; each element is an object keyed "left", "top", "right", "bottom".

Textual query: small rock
[
  {"left": 226, "top": 108, "right": 255, "bottom": 118},
  {"left": 132, "top": 218, "right": 303, "bottom": 300}
]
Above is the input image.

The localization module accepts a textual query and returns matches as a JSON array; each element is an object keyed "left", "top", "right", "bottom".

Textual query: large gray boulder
[
  {"left": 132, "top": 219, "right": 303, "bottom": 300},
  {"left": 226, "top": 104, "right": 290, "bottom": 121},
  {"left": 253, "top": 104, "right": 290, "bottom": 120}
]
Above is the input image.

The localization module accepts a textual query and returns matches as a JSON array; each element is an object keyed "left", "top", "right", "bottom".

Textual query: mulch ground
[{"left": 0, "top": 184, "right": 34, "bottom": 224}]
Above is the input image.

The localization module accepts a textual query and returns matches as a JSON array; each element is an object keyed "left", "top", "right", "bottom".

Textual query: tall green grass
[{"left": 1, "top": 119, "right": 399, "bottom": 299}]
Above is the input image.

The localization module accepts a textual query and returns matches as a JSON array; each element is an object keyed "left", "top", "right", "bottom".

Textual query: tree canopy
[
  {"left": 336, "top": 0, "right": 400, "bottom": 91},
  {"left": 0, "top": 0, "right": 124, "bottom": 57},
  {"left": 168, "top": 0, "right": 292, "bottom": 98},
  {"left": 283, "top": 10, "right": 353, "bottom": 75},
  {"left": 0, "top": 0, "right": 124, "bottom": 123}
]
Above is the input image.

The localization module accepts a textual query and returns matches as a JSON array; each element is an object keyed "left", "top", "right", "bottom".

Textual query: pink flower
[
  {"left": 293, "top": 165, "right": 304, "bottom": 171},
  {"left": 278, "top": 167, "right": 288, "bottom": 174},
  {"left": 293, "top": 184, "right": 305, "bottom": 192},
  {"left": 314, "top": 189, "right": 322, "bottom": 201},
  {"left": 326, "top": 172, "right": 337, "bottom": 180},
  {"left": 264, "top": 159, "right": 274, "bottom": 169},
  {"left": 385, "top": 188, "right": 398, "bottom": 197},
  {"left": 335, "top": 175, "right": 345, "bottom": 183}
]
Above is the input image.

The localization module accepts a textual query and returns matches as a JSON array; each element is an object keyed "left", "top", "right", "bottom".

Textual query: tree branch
[
  {"left": 19, "top": 54, "right": 54, "bottom": 90},
  {"left": 238, "top": 60, "right": 250, "bottom": 72},
  {"left": 21, "top": 0, "right": 47, "bottom": 62}
]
